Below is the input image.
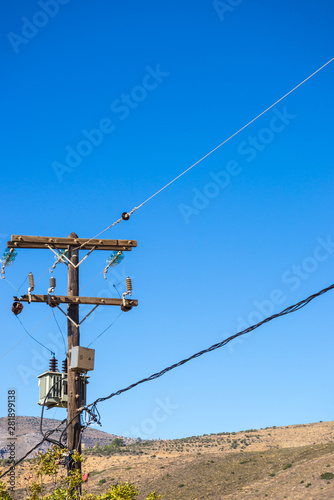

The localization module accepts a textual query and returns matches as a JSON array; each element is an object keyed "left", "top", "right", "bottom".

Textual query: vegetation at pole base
[
  {"left": 0, "top": 480, "right": 12, "bottom": 500},
  {"left": 0, "top": 446, "right": 162, "bottom": 500}
]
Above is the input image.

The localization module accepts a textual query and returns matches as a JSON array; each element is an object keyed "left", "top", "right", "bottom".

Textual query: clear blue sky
[{"left": 1, "top": 0, "right": 333, "bottom": 442}]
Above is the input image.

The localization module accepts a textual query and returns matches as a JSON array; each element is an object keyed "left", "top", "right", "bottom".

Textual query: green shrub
[
  {"left": 90, "top": 470, "right": 105, "bottom": 477},
  {"left": 0, "top": 481, "right": 12, "bottom": 500},
  {"left": 0, "top": 446, "right": 162, "bottom": 500},
  {"left": 320, "top": 472, "right": 334, "bottom": 480}
]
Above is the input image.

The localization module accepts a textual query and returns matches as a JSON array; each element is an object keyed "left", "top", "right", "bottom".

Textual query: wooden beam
[
  {"left": 67, "top": 234, "right": 81, "bottom": 469},
  {"left": 17, "top": 294, "right": 138, "bottom": 307},
  {"left": 7, "top": 235, "right": 137, "bottom": 251}
]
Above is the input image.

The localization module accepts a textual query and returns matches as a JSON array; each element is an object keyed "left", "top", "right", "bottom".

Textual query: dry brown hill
[{"left": 1, "top": 418, "right": 333, "bottom": 499}]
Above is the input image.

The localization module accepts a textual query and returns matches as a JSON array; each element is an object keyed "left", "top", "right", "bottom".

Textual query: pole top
[{"left": 68, "top": 232, "right": 78, "bottom": 238}]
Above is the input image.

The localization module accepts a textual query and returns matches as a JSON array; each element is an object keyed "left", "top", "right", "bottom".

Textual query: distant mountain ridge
[{"left": 0, "top": 416, "right": 133, "bottom": 460}]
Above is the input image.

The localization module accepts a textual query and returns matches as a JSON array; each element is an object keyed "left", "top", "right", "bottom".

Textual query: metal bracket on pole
[{"left": 122, "top": 290, "right": 131, "bottom": 306}]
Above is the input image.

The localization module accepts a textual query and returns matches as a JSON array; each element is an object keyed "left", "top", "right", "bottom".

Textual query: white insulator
[{"left": 28, "top": 272, "right": 34, "bottom": 291}]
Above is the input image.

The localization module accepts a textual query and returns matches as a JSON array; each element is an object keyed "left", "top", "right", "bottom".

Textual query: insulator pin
[
  {"left": 49, "top": 356, "right": 58, "bottom": 372},
  {"left": 28, "top": 272, "right": 34, "bottom": 291},
  {"left": 126, "top": 276, "right": 132, "bottom": 292},
  {"left": 48, "top": 276, "right": 56, "bottom": 295}
]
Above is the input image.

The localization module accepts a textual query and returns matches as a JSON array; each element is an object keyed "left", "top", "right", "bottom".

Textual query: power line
[
  {"left": 74, "top": 57, "right": 334, "bottom": 251},
  {"left": 2, "top": 276, "right": 18, "bottom": 291},
  {"left": 0, "top": 272, "right": 51, "bottom": 357},
  {"left": 0, "top": 269, "right": 117, "bottom": 360},
  {"left": 0, "top": 271, "right": 45, "bottom": 319},
  {"left": 79, "top": 269, "right": 104, "bottom": 292},
  {"left": 40, "top": 379, "right": 67, "bottom": 448},
  {"left": 85, "top": 281, "right": 334, "bottom": 409},
  {"left": 0, "top": 439, "right": 47, "bottom": 479},
  {"left": 0, "top": 313, "right": 53, "bottom": 360},
  {"left": 35, "top": 268, "right": 51, "bottom": 284},
  {"left": 52, "top": 309, "right": 67, "bottom": 354},
  {"left": 87, "top": 311, "right": 123, "bottom": 347},
  {"left": 17, "top": 274, "right": 30, "bottom": 292},
  {"left": 0, "top": 57, "right": 332, "bottom": 477},
  {"left": 0, "top": 269, "right": 51, "bottom": 321},
  {"left": 1, "top": 272, "right": 30, "bottom": 293},
  {"left": 0, "top": 304, "right": 11, "bottom": 318},
  {"left": 15, "top": 315, "right": 55, "bottom": 356},
  {"left": 0, "top": 417, "right": 67, "bottom": 480},
  {"left": 1, "top": 280, "right": 332, "bottom": 482}
]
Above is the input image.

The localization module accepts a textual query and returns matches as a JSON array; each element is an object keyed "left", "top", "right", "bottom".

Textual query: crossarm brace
[
  {"left": 55, "top": 304, "right": 100, "bottom": 328},
  {"left": 47, "top": 245, "right": 96, "bottom": 269}
]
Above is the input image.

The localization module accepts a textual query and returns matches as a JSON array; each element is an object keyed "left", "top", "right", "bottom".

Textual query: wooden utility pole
[
  {"left": 9, "top": 232, "right": 138, "bottom": 474},
  {"left": 66, "top": 233, "right": 81, "bottom": 464}
]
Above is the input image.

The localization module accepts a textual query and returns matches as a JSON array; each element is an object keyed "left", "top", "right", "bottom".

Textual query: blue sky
[{"left": 0, "top": 0, "right": 333, "bottom": 442}]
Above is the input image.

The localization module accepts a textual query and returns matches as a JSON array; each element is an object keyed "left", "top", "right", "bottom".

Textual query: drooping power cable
[
  {"left": 85, "top": 281, "right": 334, "bottom": 408},
  {"left": 15, "top": 315, "right": 55, "bottom": 356}
]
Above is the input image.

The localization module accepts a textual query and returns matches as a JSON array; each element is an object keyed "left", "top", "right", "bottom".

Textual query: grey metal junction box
[{"left": 70, "top": 346, "right": 95, "bottom": 372}]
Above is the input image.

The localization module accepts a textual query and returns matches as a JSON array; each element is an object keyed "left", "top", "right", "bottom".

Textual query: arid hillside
[{"left": 0, "top": 418, "right": 333, "bottom": 499}]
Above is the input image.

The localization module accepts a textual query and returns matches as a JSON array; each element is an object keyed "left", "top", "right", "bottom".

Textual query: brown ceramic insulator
[
  {"left": 12, "top": 301, "right": 23, "bottom": 315},
  {"left": 62, "top": 358, "right": 68, "bottom": 373},
  {"left": 49, "top": 357, "right": 58, "bottom": 372}
]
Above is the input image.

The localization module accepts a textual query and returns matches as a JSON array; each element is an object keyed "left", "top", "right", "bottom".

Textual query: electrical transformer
[{"left": 37, "top": 371, "right": 89, "bottom": 409}]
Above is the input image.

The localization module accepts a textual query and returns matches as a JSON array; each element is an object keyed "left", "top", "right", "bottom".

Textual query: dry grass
[
  {"left": 1, "top": 421, "right": 334, "bottom": 499},
  {"left": 75, "top": 442, "right": 334, "bottom": 499}
]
